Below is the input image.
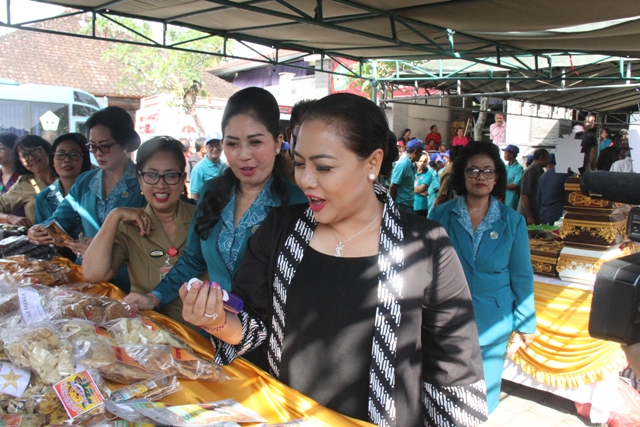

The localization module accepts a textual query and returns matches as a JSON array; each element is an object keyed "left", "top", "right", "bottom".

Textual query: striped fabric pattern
[
  {"left": 367, "top": 193, "right": 404, "bottom": 427},
  {"left": 424, "top": 380, "right": 488, "bottom": 426},
  {"left": 267, "top": 208, "right": 315, "bottom": 376}
]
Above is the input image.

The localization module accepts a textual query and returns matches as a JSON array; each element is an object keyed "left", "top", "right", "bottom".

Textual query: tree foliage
[
  {"left": 83, "top": 14, "right": 230, "bottom": 135},
  {"left": 350, "top": 60, "right": 427, "bottom": 98},
  {"left": 87, "top": 15, "right": 227, "bottom": 97}
]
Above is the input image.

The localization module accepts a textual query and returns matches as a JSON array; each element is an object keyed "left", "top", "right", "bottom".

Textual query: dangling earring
[{"left": 369, "top": 173, "right": 376, "bottom": 181}]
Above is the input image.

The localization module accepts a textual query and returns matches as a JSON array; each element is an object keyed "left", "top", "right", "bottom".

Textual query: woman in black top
[{"left": 180, "top": 93, "right": 488, "bottom": 427}]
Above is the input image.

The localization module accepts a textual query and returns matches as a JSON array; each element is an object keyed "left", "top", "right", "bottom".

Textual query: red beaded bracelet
[{"left": 201, "top": 312, "right": 228, "bottom": 334}]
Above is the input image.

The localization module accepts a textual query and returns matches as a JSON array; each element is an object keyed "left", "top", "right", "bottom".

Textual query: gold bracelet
[{"left": 201, "top": 312, "right": 228, "bottom": 334}]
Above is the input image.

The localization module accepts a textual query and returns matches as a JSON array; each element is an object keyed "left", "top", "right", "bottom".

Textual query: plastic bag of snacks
[
  {"left": 0, "top": 255, "right": 68, "bottom": 286},
  {"left": 44, "top": 287, "right": 131, "bottom": 323},
  {"left": 73, "top": 341, "right": 155, "bottom": 384},
  {"left": 2, "top": 323, "right": 75, "bottom": 385},
  {"left": 109, "top": 375, "right": 181, "bottom": 403},
  {"left": 76, "top": 343, "right": 228, "bottom": 383},
  {"left": 105, "top": 317, "right": 188, "bottom": 349},
  {"left": 0, "top": 239, "right": 57, "bottom": 262}
]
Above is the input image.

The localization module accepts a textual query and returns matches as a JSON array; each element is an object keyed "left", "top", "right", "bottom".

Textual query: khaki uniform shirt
[
  {"left": 112, "top": 200, "right": 203, "bottom": 324},
  {"left": 0, "top": 175, "right": 47, "bottom": 223}
]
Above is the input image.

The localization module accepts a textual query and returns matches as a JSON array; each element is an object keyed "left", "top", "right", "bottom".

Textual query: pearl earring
[{"left": 369, "top": 173, "right": 376, "bottom": 181}]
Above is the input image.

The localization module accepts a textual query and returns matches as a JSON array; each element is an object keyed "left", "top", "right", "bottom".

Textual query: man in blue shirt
[
  {"left": 501, "top": 144, "right": 524, "bottom": 210},
  {"left": 537, "top": 154, "right": 570, "bottom": 225},
  {"left": 189, "top": 134, "right": 225, "bottom": 200},
  {"left": 389, "top": 139, "right": 423, "bottom": 213}
]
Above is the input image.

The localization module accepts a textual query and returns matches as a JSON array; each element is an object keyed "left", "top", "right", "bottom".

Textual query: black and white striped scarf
[
  {"left": 262, "top": 186, "right": 487, "bottom": 427},
  {"left": 267, "top": 186, "right": 402, "bottom": 426}
]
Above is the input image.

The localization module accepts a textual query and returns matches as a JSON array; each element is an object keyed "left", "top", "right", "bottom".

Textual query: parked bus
[{"left": 0, "top": 80, "right": 102, "bottom": 140}]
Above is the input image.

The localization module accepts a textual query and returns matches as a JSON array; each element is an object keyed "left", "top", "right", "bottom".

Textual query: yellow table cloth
[
  {"left": 512, "top": 279, "right": 626, "bottom": 388},
  {"left": 60, "top": 259, "right": 375, "bottom": 426}
]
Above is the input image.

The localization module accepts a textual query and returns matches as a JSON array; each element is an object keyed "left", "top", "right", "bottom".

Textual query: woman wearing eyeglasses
[
  {"left": 34, "top": 133, "right": 92, "bottom": 231},
  {"left": 82, "top": 137, "right": 196, "bottom": 323},
  {"left": 0, "top": 135, "right": 57, "bottom": 226},
  {"left": 428, "top": 141, "right": 536, "bottom": 414},
  {"left": 27, "top": 107, "right": 145, "bottom": 290}
]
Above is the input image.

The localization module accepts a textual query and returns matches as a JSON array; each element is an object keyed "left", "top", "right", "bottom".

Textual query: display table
[
  {"left": 505, "top": 275, "right": 626, "bottom": 423},
  {"left": 61, "top": 260, "right": 375, "bottom": 427}
]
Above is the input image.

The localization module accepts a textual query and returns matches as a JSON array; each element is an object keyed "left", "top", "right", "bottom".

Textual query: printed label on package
[
  {"left": 17, "top": 286, "right": 48, "bottom": 324},
  {"left": 0, "top": 363, "right": 31, "bottom": 398},
  {"left": 0, "top": 414, "right": 24, "bottom": 426},
  {"left": 53, "top": 370, "right": 104, "bottom": 419}
]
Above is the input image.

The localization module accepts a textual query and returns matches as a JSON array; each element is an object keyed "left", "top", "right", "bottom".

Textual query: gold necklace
[{"left": 327, "top": 212, "right": 380, "bottom": 257}]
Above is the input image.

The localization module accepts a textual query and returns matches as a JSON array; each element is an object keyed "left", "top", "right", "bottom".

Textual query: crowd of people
[{"left": 0, "top": 89, "right": 636, "bottom": 426}]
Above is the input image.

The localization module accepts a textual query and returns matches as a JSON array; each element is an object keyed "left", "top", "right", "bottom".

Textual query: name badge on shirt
[{"left": 149, "top": 250, "right": 164, "bottom": 258}]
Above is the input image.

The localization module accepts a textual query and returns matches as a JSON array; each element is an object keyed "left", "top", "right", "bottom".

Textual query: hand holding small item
[
  {"left": 123, "top": 292, "right": 158, "bottom": 313},
  {"left": 179, "top": 279, "right": 242, "bottom": 344},
  {"left": 28, "top": 225, "right": 55, "bottom": 245}
]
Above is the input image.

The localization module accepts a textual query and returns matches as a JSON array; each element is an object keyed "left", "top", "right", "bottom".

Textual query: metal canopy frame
[{"left": 2, "top": 0, "right": 640, "bottom": 112}]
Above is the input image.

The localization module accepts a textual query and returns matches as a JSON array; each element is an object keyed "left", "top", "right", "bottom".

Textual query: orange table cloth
[
  {"left": 60, "top": 259, "right": 374, "bottom": 426},
  {"left": 512, "top": 279, "right": 626, "bottom": 388}
]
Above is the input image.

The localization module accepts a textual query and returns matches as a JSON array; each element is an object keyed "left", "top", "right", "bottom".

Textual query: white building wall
[{"left": 389, "top": 100, "right": 452, "bottom": 145}]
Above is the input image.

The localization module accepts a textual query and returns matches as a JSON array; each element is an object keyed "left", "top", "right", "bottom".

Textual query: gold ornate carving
[
  {"left": 531, "top": 260, "right": 553, "bottom": 274},
  {"left": 559, "top": 220, "right": 625, "bottom": 243},
  {"left": 556, "top": 255, "right": 604, "bottom": 274},
  {"left": 567, "top": 192, "right": 610, "bottom": 208}
]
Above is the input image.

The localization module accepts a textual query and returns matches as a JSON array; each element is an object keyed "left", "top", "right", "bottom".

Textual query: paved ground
[{"left": 482, "top": 380, "right": 605, "bottom": 427}]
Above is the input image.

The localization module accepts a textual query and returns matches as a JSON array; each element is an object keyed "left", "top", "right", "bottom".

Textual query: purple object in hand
[{"left": 186, "top": 278, "right": 244, "bottom": 314}]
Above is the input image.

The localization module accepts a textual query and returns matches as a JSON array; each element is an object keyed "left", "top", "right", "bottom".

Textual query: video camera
[{"left": 582, "top": 171, "right": 640, "bottom": 344}]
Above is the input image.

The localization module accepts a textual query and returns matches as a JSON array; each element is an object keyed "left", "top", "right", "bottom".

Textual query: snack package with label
[
  {"left": 52, "top": 370, "right": 111, "bottom": 425},
  {"left": 72, "top": 341, "right": 153, "bottom": 384},
  {"left": 77, "top": 344, "right": 228, "bottom": 383},
  {"left": 57, "top": 318, "right": 115, "bottom": 346},
  {"left": 40, "top": 220, "right": 72, "bottom": 249},
  {"left": 0, "top": 370, "right": 111, "bottom": 426},
  {"left": 0, "top": 376, "right": 68, "bottom": 425},
  {"left": 131, "top": 399, "right": 266, "bottom": 426},
  {"left": 105, "top": 317, "right": 188, "bottom": 348},
  {"left": 2, "top": 324, "right": 75, "bottom": 385},
  {"left": 0, "top": 256, "right": 68, "bottom": 286},
  {"left": 103, "top": 399, "right": 163, "bottom": 425},
  {"left": 109, "top": 375, "right": 181, "bottom": 403}
]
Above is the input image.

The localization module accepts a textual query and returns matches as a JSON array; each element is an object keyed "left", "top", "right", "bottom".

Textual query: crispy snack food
[
  {"left": 75, "top": 341, "right": 154, "bottom": 384},
  {"left": 105, "top": 317, "right": 188, "bottom": 348},
  {"left": 76, "top": 343, "right": 228, "bottom": 383},
  {"left": 0, "top": 256, "right": 69, "bottom": 286},
  {"left": 45, "top": 288, "right": 130, "bottom": 323},
  {"left": 0, "top": 378, "right": 65, "bottom": 425},
  {"left": 3, "top": 325, "right": 74, "bottom": 385}
]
